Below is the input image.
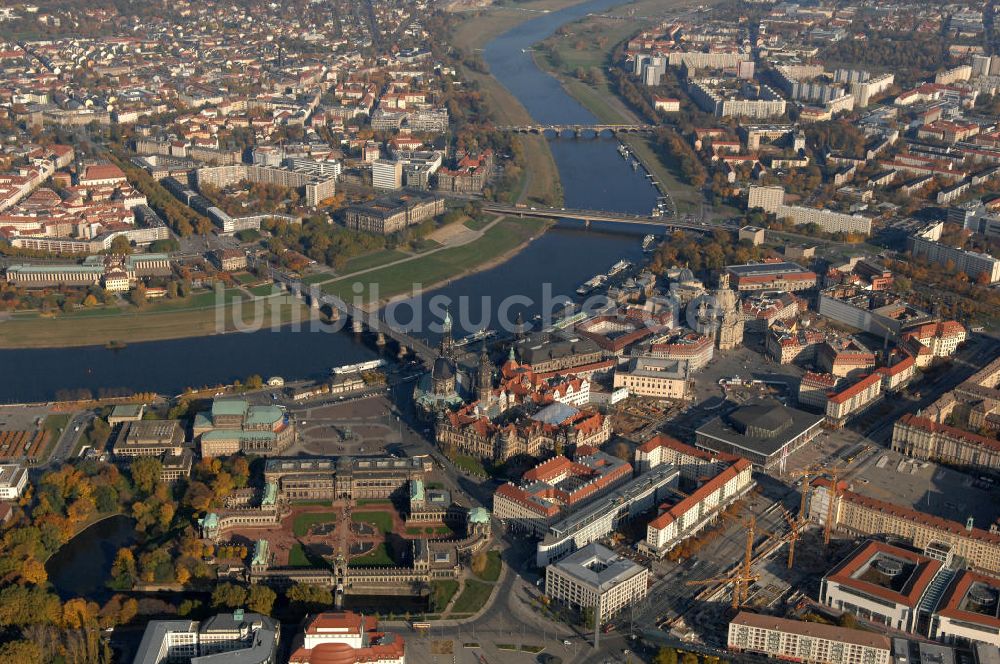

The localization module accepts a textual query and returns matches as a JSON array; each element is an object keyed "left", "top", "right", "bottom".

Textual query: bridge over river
[
  {"left": 270, "top": 269, "right": 437, "bottom": 362},
  {"left": 496, "top": 123, "right": 657, "bottom": 136},
  {"left": 482, "top": 203, "right": 735, "bottom": 232}
]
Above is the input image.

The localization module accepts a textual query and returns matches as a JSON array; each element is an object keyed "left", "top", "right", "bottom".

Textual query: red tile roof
[
  {"left": 827, "top": 372, "right": 881, "bottom": 405},
  {"left": 935, "top": 570, "right": 1000, "bottom": 629},
  {"left": 730, "top": 611, "right": 891, "bottom": 651},
  {"left": 812, "top": 477, "right": 1000, "bottom": 545},
  {"left": 898, "top": 413, "right": 1000, "bottom": 453},
  {"left": 648, "top": 458, "right": 751, "bottom": 530},
  {"left": 825, "top": 540, "right": 941, "bottom": 608}
]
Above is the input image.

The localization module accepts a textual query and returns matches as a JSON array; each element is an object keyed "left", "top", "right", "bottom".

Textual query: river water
[{"left": 0, "top": 0, "right": 658, "bottom": 403}]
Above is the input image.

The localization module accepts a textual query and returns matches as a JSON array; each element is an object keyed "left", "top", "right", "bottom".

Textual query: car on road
[{"left": 563, "top": 640, "right": 572, "bottom": 646}]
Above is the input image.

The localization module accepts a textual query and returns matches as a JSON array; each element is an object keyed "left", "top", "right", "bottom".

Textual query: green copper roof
[
  {"left": 262, "top": 481, "right": 278, "bottom": 506},
  {"left": 251, "top": 539, "right": 269, "bottom": 567},
  {"left": 410, "top": 479, "right": 424, "bottom": 502},
  {"left": 469, "top": 507, "right": 490, "bottom": 524},
  {"left": 244, "top": 405, "right": 283, "bottom": 427},
  {"left": 211, "top": 399, "right": 248, "bottom": 419}
]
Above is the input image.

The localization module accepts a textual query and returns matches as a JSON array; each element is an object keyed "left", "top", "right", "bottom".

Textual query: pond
[{"left": 46, "top": 513, "right": 138, "bottom": 602}]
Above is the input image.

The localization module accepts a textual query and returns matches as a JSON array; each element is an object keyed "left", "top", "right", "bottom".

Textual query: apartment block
[
  {"left": 728, "top": 611, "right": 891, "bottom": 664},
  {"left": 910, "top": 223, "right": 1000, "bottom": 284},
  {"left": 891, "top": 414, "right": 1000, "bottom": 475}
]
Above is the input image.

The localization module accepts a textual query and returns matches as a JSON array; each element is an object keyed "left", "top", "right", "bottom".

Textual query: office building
[
  {"left": 372, "top": 159, "right": 403, "bottom": 190},
  {"left": 642, "top": 456, "right": 754, "bottom": 557},
  {"left": 820, "top": 540, "right": 944, "bottom": 633},
  {"left": 825, "top": 372, "right": 883, "bottom": 428},
  {"left": 725, "top": 261, "right": 818, "bottom": 292},
  {"left": 545, "top": 543, "right": 649, "bottom": 625},
  {"left": 343, "top": 194, "right": 444, "bottom": 235},
  {"left": 0, "top": 464, "right": 27, "bottom": 501},
  {"left": 613, "top": 356, "right": 690, "bottom": 400},
  {"left": 930, "top": 570, "right": 1000, "bottom": 647},
  {"left": 891, "top": 414, "right": 1000, "bottom": 475},
  {"left": 134, "top": 610, "right": 279, "bottom": 664},
  {"left": 493, "top": 451, "right": 632, "bottom": 537},
  {"left": 535, "top": 464, "right": 679, "bottom": 566},
  {"left": 195, "top": 164, "right": 335, "bottom": 208}
]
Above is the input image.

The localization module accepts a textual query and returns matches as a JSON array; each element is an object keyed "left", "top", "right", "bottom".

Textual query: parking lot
[{"left": 847, "top": 447, "right": 1000, "bottom": 528}]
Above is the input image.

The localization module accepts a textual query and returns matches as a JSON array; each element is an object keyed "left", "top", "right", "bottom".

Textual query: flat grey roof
[
  {"left": 725, "top": 261, "right": 808, "bottom": 276},
  {"left": 551, "top": 543, "right": 646, "bottom": 593}
]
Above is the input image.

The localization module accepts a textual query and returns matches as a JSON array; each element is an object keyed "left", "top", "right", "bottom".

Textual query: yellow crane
[
  {"left": 687, "top": 513, "right": 760, "bottom": 610},
  {"left": 777, "top": 505, "right": 801, "bottom": 569}
]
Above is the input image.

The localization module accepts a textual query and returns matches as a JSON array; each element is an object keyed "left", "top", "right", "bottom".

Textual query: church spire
[{"left": 439, "top": 307, "right": 454, "bottom": 356}]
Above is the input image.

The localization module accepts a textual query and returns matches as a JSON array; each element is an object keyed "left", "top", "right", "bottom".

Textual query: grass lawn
[
  {"left": 290, "top": 500, "right": 333, "bottom": 507},
  {"left": 409, "top": 238, "right": 442, "bottom": 253},
  {"left": 349, "top": 542, "right": 394, "bottom": 567},
  {"left": 249, "top": 283, "right": 279, "bottom": 297},
  {"left": 321, "top": 218, "right": 549, "bottom": 302},
  {"left": 292, "top": 511, "right": 337, "bottom": 537},
  {"left": 343, "top": 249, "right": 409, "bottom": 274},
  {"left": 518, "top": 135, "right": 563, "bottom": 206},
  {"left": 474, "top": 550, "right": 502, "bottom": 582},
  {"left": 288, "top": 542, "right": 315, "bottom": 567},
  {"left": 452, "top": 454, "right": 488, "bottom": 477},
  {"left": 351, "top": 511, "right": 393, "bottom": 533},
  {"left": 463, "top": 216, "right": 493, "bottom": 231},
  {"left": 42, "top": 413, "right": 70, "bottom": 438},
  {"left": 355, "top": 499, "right": 392, "bottom": 506},
  {"left": 41, "top": 413, "right": 71, "bottom": 459},
  {"left": 0, "top": 295, "right": 308, "bottom": 349},
  {"left": 233, "top": 272, "right": 257, "bottom": 285},
  {"left": 451, "top": 580, "right": 494, "bottom": 614},
  {"left": 430, "top": 580, "right": 460, "bottom": 612}
]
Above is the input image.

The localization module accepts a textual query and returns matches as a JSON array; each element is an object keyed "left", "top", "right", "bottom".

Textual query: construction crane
[
  {"left": 687, "top": 514, "right": 760, "bottom": 610},
  {"left": 777, "top": 505, "right": 801, "bottom": 569},
  {"left": 823, "top": 467, "right": 846, "bottom": 545},
  {"left": 789, "top": 466, "right": 821, "bottom": 523}
]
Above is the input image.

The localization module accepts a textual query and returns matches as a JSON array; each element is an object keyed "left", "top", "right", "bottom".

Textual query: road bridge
[
  {"left": 495, "top": 124, "right": 657, "bottom": 136},
  {"left": 482, "top": 203, "right": 734, "bottom": 232},
  {"left": 270, "top": 269, "right": 437, "bottom": 362}
]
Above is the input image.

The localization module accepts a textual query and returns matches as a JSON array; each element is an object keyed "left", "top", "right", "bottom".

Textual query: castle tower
[
  {"left": 476, "top": 348, "right": 493, "bottom": 402},
  {"left": 439, "top": 308, "right": 454, "bottom": 358}
]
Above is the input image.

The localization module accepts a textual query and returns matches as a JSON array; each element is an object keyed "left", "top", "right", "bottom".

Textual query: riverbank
[
  {"left": 528, "top": 0, "right": 735, "bottom": 216},
  {"left": 451, "top": 0, "right": 570, "bottom": 205},
  {"left": 0, "top": 291, "right": 312, "bottom": 350},
  {"left": 320, "top": 216, "right": 552, "bottom": 308},
  {"left": 0, "top": 214, "right": 548, "bottom": 350}
]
